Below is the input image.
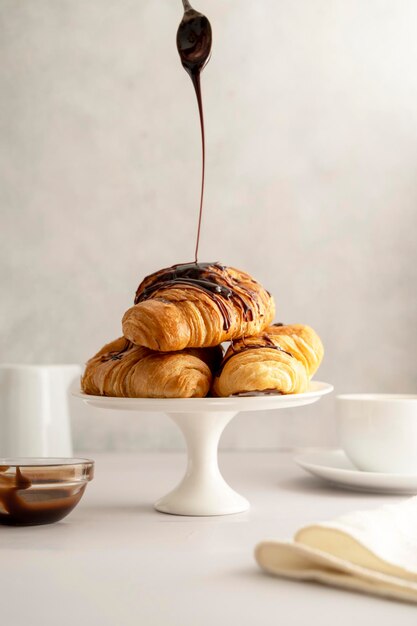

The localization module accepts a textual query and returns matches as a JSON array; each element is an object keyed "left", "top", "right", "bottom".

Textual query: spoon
[{"left": 176, "top": 0, "right": 212, "bottom": 78}]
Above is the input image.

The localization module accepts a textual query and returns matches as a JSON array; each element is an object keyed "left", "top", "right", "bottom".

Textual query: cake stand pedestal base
[{"left": 154, "top": 411, "right": 249, "bottom": 516}]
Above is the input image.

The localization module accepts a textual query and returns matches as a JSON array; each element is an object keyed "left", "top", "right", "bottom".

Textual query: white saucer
[{"left": 294, "top": 449, "right": 417, "bottom": 495}]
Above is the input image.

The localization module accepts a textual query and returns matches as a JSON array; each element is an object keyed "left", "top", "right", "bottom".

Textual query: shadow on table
[{"left": 277, "top": 475, "right": 403, "bottom": 498}]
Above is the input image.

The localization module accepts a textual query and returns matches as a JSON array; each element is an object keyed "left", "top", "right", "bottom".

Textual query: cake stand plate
[{"left": 72, "top": 381, "right": 333, "bottom": 516}]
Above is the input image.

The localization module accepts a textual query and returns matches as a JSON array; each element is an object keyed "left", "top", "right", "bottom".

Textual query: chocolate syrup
[
  {"left": 231, "top": 389, "right": 283, "bottom": 397},
  {"left": 216, "top": 336, "right": 294, "bottom": 377},
  {"left": 0, "top": 466, "right": 86, "bottom": 526},
  {"left": 177, "top": 1, "right": 212, "bottom": 262},
  {"left": 136, "top": 263, "right": 230, "bottom": 301},
  {"left": 135, "top": 262, "right": 255, "bottom": 331},
  {"left": 107, "top": 339, "right": 132, "bottom": 361}
]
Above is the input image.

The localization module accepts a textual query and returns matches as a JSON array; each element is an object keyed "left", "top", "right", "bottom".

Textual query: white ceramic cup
[
  {"left": 0, "top": 364, "right": 80, "bottom": 457},
  {"left": 337, "top": 394, "right": 417, "bottom": 474}
]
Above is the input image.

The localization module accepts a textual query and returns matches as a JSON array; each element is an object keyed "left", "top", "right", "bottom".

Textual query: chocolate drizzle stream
[
  {"left": 135, "top": 262, "right": 255, "bottom": 331},
  {"left": 177, "top": 2, "right": 212, "bottom": 262}
]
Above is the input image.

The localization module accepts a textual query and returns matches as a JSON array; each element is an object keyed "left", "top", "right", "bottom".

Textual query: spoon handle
[{"left": 181, "top": 0, "right": 193, "bottom": 12}]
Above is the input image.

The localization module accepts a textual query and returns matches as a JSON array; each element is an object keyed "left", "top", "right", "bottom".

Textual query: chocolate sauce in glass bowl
[
  {"left": 176, "top": 0, "right": 212, "bottom": 263},
  {"left": 0, "top": 459, "right": 94, "bottom": 526}
]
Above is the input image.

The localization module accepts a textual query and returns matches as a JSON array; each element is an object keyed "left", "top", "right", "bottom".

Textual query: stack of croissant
[{"left": 81, "top": 263, "right": 324, "bottom": 398}]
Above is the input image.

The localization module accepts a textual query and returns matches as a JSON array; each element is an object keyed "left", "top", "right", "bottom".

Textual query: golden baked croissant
[
  {"left": 212, "top": 323, "right": 324, "bottom": 397},
  {"left": 82, "top": 337, "right": 222, "bottom": 398},
  {"left": 265, "top": 323, "right": 324, "bottom": 377},
  {"left": 122, "top": 262, "right": 275, "bottom": 351}
]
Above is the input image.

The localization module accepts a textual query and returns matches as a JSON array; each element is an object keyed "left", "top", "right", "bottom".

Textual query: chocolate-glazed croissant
[
  {"left": 212, "top": 324, "right": 324, "bottom": 397},
  {"left": 122, "top": 263, "right": 275, "bottom": 351},
  {"left": 82, "top": 337, "right": 222, "bottom": 398}
]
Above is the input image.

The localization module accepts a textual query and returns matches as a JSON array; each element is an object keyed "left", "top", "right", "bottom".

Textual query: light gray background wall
[{"left": 1, "top": 0, "right": 416, "bottom": 451}]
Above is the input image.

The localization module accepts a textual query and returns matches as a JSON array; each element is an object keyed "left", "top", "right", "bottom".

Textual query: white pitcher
[{"left": 0, "top": 364, "right": 80, "bottom": 457}]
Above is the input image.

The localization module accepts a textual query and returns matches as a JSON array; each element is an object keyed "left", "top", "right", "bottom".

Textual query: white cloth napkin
[{"left": 255, "top": 496, "right": 417, "bottom": 603}]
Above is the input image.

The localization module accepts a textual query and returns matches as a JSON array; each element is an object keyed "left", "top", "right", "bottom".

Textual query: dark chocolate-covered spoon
[{"left": 177, "top": 0, "right": 212, "bottom": 77}]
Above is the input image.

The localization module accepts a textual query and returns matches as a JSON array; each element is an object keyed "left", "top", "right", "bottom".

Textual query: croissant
[
  {"left": 212, "top": 323, "right": 324, "bottom": 397},
  {"left": 265, "top": 323, "right": 324, "bottom": 377},
  {"left": 81, "top": 337, "right": 222, "bottom": 398},
  {"left": 122, "top": 262, "right": 275, "bottom": 351}
]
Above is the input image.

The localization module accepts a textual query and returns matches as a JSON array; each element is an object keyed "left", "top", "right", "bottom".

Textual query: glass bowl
[{"left": 0, "top": 458, "right": 94, "bottom": 526}]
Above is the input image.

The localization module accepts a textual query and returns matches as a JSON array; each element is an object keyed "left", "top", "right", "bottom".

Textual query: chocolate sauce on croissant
[
  {"left": 108, "top": 340, "right": 132, "bottom": 361},
  {"left": 136, "top": 263, "right": 231, "bottom": 302},
  {"left": 216, "top": 334, "right": 294, "bottom": 376},
  {"left": 177, "top": 2, "right": 212, "bottom": 263},
  {"left": 135, "top": 262, "right": 257, "bottom": 331},
  {"left": 231, "top": 389, "right": 283, "bottom": 397}
]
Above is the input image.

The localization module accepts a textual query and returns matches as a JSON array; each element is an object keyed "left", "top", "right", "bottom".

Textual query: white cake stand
[{"left": 72, "top": 381, "right": 332, "bottom": 516}]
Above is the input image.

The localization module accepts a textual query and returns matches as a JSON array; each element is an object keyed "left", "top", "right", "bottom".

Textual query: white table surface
[{"left": 2, "top": 451, "right": 416, "bottom": 625}]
